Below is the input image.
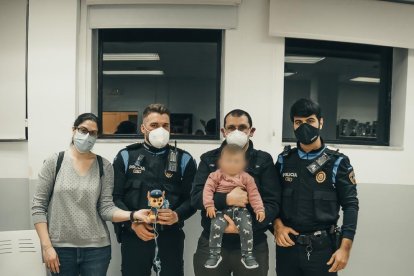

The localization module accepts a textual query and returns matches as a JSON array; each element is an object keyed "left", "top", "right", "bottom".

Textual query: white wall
[
  {"left": 0, "top": 142, "right": 29, "bottom": 179},
  {"left": 1, "top": 0, "right": 414, "bottom": 275},
  {"left": 27, "top": 0, "right": 79, "bottom": 178},
  {"left": 269, "top": 0, "right": 414, "bottom": 48}
]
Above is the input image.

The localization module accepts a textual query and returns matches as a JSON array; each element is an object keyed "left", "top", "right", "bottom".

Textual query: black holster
[{"left": 329, "top": 226, "right": 342, "bottom": 251}]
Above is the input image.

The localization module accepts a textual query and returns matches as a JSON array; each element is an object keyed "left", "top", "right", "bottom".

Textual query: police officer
[
  {"left": 192, "top": 109, "right": 281, "bottom": 276},
  {"left": 273, "top": 99, "right": 359, "bottom": 276},
  {"left": 112, "top": 104, "right": 197, "bottom": 276}
]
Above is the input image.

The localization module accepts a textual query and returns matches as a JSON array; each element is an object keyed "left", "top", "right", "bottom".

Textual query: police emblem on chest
[
  {"left": 129, "top": 165, "right": 146, "bottom": 174},
  {"left": 316, "top": 171, "right": 326, "bottom": 183}
]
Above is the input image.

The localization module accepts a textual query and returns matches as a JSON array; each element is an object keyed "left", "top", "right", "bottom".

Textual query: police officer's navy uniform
[
  {"left": 112, "top": 142, "right": 197, "bottom": 276},
  {"left": 275, "top": 141, "right": 359, "bottom": 276}
]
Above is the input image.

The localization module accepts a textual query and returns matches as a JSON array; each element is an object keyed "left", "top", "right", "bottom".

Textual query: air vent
[
  {"left": 18, "top": 238, "right": 36, "bottom": 253},
  {"left": 0, "top": 239, "right": 12, "bottom": 255}
]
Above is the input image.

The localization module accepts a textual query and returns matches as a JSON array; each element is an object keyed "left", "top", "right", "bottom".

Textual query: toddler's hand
[
  {"left": 206, "top": 207, "right": 216, "bottom": 218},
  {"left": 256, "top": 211, "right": 265, "bottom": 222}
]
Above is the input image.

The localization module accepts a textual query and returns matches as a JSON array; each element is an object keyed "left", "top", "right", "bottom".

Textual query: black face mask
[{"left": 294, "top": 123, "right": 320, "bottom": 145}]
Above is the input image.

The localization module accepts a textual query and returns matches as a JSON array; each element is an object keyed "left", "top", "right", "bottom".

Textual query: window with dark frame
[
  {"left": 282, "top": 38, "right": 393, "bottom": 146},
  {"left": 98, "top": 29, "right": 222, "bottom": 140}
]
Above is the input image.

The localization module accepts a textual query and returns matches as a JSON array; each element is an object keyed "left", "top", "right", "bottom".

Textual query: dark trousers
[
  {"left": 194, "top": 234, "right": 269, "bottom": 276},
  {"left": 120, "top": 227, "right": 184, "bottom": 276},
  {"left": 276, "top": 234, "right": 337, "bottom": 276},
  {"left": 52, "top": 246, "right": 111, "bottom": 276},
  {"left": 209, "top": 207, "right": 253, "bottom": 252}
]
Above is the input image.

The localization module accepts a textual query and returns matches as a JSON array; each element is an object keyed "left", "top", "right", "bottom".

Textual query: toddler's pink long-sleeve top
[{"left": 203, "top": 169, "right": 264, "bottom": 213}]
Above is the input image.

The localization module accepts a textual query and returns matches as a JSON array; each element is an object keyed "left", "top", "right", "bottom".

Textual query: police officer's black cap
[{"left": 150, "top": 189, "right": 163, "bottom": 198}]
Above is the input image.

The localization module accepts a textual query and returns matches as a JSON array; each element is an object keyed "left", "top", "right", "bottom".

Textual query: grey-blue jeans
[{"left": 51, "top": 245, "right": 111, "bottom": 276}]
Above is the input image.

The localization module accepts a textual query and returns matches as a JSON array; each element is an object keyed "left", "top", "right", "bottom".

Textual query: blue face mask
[{"left": 73, "top": 131, "right": 96, "bottom": 153}]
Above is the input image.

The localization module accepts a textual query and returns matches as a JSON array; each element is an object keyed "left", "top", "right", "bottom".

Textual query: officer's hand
[
  {"left": 256, "top": 211, "right": 265, "bottom": 222},
  {"left": 274, "top": 219, "right": 298, "bottom": 247},
  {"left": 131, "top": 222, "right": 155, "bottom": 241},
  {"left": 223, "top": 214, "right": 239, "bottom": 234},
  {"left": 327, "top": 247, "right": 350, "bottom": 272},
  {"left": 226, "top": 187, "right": 248, "bottom": 208},
  {"left": 206, "top": 207, "right": 216, "bottom": 218},
  {"left": 157, "top": 209, "right": 179, "bottom": 225}
]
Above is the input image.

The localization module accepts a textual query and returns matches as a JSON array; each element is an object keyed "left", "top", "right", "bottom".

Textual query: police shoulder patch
[
  {"left": 349, "top": 170, "right": 356, "bottom": 184},
  {"left": 326, "top": 146, "right": 339, "bottom": 152}
]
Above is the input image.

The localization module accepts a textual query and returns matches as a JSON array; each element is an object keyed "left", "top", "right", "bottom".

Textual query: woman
[{"left": 31, "top": 113, "right": 150, "bottom": 275}]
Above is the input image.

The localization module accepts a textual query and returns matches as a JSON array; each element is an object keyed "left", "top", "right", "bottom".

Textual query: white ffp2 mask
[
  {"left": 147, "top": 127, "right": 170, "bottom": 148},
  {"left": 225, "top": 130, "right": 249, "bottom": 147}
]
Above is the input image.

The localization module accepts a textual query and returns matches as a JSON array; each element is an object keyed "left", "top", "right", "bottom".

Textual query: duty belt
[
  {"left": 293, "top": 229, "right": 330, "bottom": 245},
  {"left": 290, "top": 226, "right": 338, "bottom": 261}
]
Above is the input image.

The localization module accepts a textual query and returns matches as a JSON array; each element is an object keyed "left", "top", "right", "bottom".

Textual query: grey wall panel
[
  {"left": 0, "top": 178, "right": 30, "bottom": 231},
  {"left": 341, "top": 183, "right": 414, "bottom": 276}
]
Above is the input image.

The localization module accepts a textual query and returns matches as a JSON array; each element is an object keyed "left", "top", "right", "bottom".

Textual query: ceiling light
[
  {"left": 350, "top": 77, "right": 380, "bottom": 83},
  {"left": 103, "top": 70, "right": 164, "bottom": 75},
  {"left": 284, "top": 72, "right": 297, "bottom": 77},
  {"left": 285, "top": 56, "right": 325, "bottom": 64},
  {"left": 103, "top": 53, "right": 160, "bottom": 61}
]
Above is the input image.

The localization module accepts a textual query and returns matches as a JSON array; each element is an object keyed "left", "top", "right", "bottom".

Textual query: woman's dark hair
[
  {"left": 290, "top": 98, "right": 322, "bottom": 122},
  {"left": 73, "top": 113, "right": 100, "bottom": 129}
]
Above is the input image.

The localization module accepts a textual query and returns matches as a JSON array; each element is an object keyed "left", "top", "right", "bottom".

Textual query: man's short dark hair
[
  {"left": 290, "top": 98, "right": 322, "bottom": 122},
  {"left": 223, "top": 109, "right": 253, "bottom": 128},
  {"left": 143, "top": 103, "right": 170, "bottom": 119}
]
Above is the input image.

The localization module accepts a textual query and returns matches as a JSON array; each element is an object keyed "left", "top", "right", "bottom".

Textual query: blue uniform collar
[
  {"left": 143, "top": 142, "right": 168, "bottom": 155},
  {"left": 297, "top": 140, "right": 326, "bottom": 160}
]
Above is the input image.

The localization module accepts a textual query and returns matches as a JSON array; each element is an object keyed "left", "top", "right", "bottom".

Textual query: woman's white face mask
[
  {"left": 225, "top": 129, "right": 249, "bottom": 148},
  {"left": 144, "top": 126, "right": 170, "bottom": 149},
  {"left": 73, "top": 131, "right": 97, "bottom": 153}
]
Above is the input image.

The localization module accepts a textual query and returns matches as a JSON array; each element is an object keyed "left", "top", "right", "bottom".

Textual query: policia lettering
[{"left": 275, "top": 144, "right": 359, "bottom": 276}]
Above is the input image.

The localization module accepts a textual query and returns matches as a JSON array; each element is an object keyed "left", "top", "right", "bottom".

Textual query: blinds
[
  {"left": 87, "top": 2, "right": 240, "bottom": 29},
  {"left": 0, "top": 0, "right": 27, "bottom": 140},
  {"left": 269, "top": 0, "right": 414, "bottom": 48}
]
